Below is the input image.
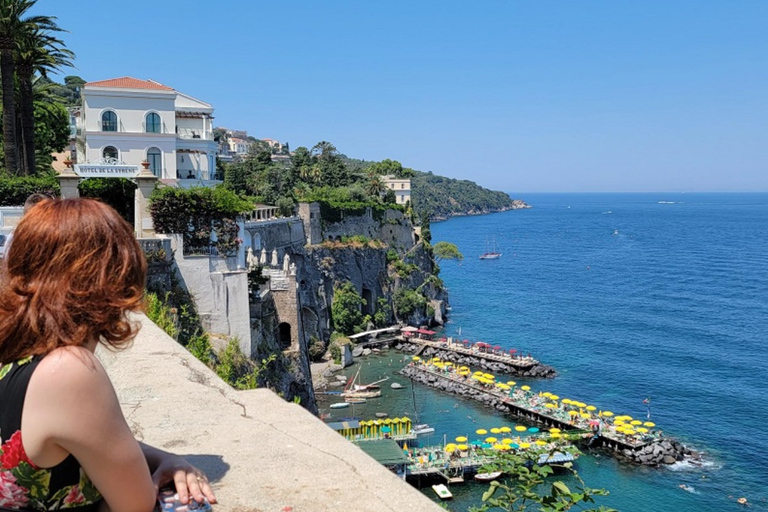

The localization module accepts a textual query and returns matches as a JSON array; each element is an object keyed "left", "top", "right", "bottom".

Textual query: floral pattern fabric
[{"left": 0, "top": 357, "right": 101, "bottom": 510}]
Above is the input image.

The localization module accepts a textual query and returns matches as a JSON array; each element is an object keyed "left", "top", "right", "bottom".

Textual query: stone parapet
[{"left": 98, "top": 314, "right": 443, "bottom": 512}]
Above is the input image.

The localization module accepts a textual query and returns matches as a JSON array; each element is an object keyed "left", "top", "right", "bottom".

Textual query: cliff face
[{"left": 245, "top": 204, "right": 449, "bottom": 412}]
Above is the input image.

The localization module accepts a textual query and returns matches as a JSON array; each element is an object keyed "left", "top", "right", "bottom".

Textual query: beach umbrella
[
  {"left": 510, "top": 443, "right": 520, "bottom": 449},
  {"left": 502, "top": 438, "right": 514, "bottom": 445},
  {"left": 568, "top": 410, "right": 579, "bottom": 416},
  {"left": 521, "top": 385, "right": 531, "bottom": 391},
  {"left": 528, "top": 427, "right": 540, "bottom": 433},
  {"left": 535, "top": 440, "right": 547, "bottom": 446},
  {"left": 542, "top": 392, "right": 552, "bottom": 397},
  {"left": 445, "top": 446, "right": 456, "bottom": 453},
  {"left": 412, "top": 356, "right": 420, "bottom": 361},
  {"left": 580, "top": 413, "right": 591, "bottom": 419},
  {"left": 497, "top": 444, "right": 511, "bottom": 451},
  {"left": 550, "top": 433, "right": 562, "bottom": 439},
  {"left": 549, "top": 428, "right": 561, "bottom": 433},
  {"left": 457, "top": 444, "right": 469, "bottom": 451},
  {"left": 643, "top": 421, "right": 656, "bottom": 427},
  {"left": 485, "top": 437, "right": 498, "bottom": 443},
  {"left": 507, "top": 381, "right": 516, "bottom": 386},
  {"left": 631, "top": 420, "right": 642, "bottom": 426},
  {"left": 550, "top": 395, "right": 560, "bottom": 401},
  {"left": 455, "top": 436, "right": 467, "bottom": 442},
  {"left": 515, "top": 425, "right": 527, "bottom": 432},
  {"left": 481, "top": 443, "right": 492, "bottom": 449},
  {"left": 636, "top": 427, "right": 649, "bottom": 434},
  {"left": 432, "top": 357, "right": 441, "bottom": 362},
  {"left": 490, "top": 428, "right": 502, "bottom": 434},
  {"left": 483, "top": 373, "right": 495, "bottom": 380},
  {"left": 476, "top": 429, "right": 488, "bottom": 435},
  {"left": 545, "top": 403, "right": 556, "bottom": 409},
  {"left": 561, "top": 399, "right": 571, "bottom": 405},
  {"left": 519, "top": 442, "right": 531, "bottom": 449},
  {"left": 586, "top": 405, "right": 597, "bottom": 411},
  {"left": 500, "top": 426, "right": 512, "bottom": 433},
  {"left": 470, "top": 440, "right": 483, "bottom": 446},
  {"left": 444, "top": 361, "right": 453, "bottom": 366},
  {"left": 602, "top": 411, "right": 614, "bottom": 417}
]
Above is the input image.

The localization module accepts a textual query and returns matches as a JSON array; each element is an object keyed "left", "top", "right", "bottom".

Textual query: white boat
[
  {"left": 474, "top": 471, "right": 502, "bottom": 482},
  {"left": 411, "top": 423, "right": 435, "bottom": 436},
  {"left": 345, "top": 397, "right": 366, "bottom": 404},
  {"left": 432, "top": 484, "right": 453, "bottom": 500},
  {"left": 390, "top": 382, "right": 404, "bottom": 389},
  {"left": 329, "top": 402, "right": 350, "bottom": 409},
  {"left": 479, "top": 237, "right": 501, "bottom": 260}
]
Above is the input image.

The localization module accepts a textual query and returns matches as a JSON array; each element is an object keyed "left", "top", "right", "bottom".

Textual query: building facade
[
  {"left": 381, "top": 175, "right": 411, "bottom": 205},
  {"left": 77, "top": 77, "right": 220, "bottom": 185}
]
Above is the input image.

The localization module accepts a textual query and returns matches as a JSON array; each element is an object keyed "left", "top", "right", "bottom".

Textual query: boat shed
[{"left": 356, "top": 439, "right": 409, "bottom": 466}]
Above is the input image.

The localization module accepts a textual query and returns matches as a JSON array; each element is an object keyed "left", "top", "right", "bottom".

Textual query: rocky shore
[
  {"left": 395, "top": 341, "right": 557, "bottom": 378},
  {"left": 615, "top": 438, "right": 699, "bottom": 467}
]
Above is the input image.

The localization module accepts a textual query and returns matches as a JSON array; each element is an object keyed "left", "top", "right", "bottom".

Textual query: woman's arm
[
  {"left": 139, "top": 442, "right": 216, "bottom": 505},
  {"left": 22, "top": 347, "right": 157, "bottom": 512}
]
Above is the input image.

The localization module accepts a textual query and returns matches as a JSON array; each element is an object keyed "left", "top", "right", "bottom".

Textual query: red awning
[
  {"left": 417, "top": 329, "right": 436, "bottom": 335},
  {"left": 494, "top": 345, "right": 501, "bottom": 350}
]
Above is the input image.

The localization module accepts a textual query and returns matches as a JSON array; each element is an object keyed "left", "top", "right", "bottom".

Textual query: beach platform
[{"left": 398, "top": 336, "right": 540, "bottom": 370}]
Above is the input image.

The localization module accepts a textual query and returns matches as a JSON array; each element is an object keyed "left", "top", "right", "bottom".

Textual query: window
[
  {"left": 145, "top": 112, "right": 161, "bottom": 133},
  {"left": 103, "top": 146, "right": 118, "bottom": 161},
  {"left": 147, "top": 147, "right": 162, "bottom": 177},
  {"left": 101, "top": 111, "right": 117, "bottom": 132}
]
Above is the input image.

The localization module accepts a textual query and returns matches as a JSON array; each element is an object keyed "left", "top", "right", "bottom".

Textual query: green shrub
[
  {"left": 393, "top": 288, "right": 427, "bottom": 318},
  {"left": 331, "top": 281, "right": 365, "bottom": 335},
  {"left": 0, "top": 171, "right": 60, "bottom": 206},
  {"left": 308, "top": 336, "right": 326, "bottom": 361},
  {"left": 144, "top": 292, "right": 179, "bottom": 339}
]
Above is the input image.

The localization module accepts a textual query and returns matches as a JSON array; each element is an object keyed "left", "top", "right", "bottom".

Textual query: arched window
[
  {"left": 145, "top": 112, "right": 161, "bottom": 133},
  {"left": 147, "top": 147, "right": 162, "bottom": 177},
  {"left": 102, "top": 146, "right": 118, "bottom": 161},
  {"left": 101, "top": 111, "right": 117, "bottom": 132}
]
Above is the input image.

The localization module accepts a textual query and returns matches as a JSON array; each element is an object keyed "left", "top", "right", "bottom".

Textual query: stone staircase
[{"left": 264, "top": 268, "right": 290, "bottom": 291}]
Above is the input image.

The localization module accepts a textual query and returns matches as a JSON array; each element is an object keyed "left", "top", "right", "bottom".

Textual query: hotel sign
[{"left": 74, "top": 163, "right": 141, "bottom": 178}]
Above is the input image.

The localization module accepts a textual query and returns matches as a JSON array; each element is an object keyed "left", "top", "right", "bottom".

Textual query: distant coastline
[{"left": 431, "top": 199, "right": 531, "bottom": 222}]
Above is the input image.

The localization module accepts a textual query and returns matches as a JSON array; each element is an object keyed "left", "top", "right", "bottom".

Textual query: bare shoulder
[{"left": 33, "top": 346, "right": 110, "bottom": 389}]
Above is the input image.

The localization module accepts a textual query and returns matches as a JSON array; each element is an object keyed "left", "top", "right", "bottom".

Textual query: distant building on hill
[
  {"left": 76, "top": 77, "right": 220, "bottom": 185},
  {"left": 228, "top": 137, "right": 251, "bottom": 157},
  {"left": 381, "top": 175, "right": 411, "bottom": 205}
]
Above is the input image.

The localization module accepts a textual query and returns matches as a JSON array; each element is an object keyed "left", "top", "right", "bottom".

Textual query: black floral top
[{"left": 0, "top": 357, "right": 101, "bottom": 510}]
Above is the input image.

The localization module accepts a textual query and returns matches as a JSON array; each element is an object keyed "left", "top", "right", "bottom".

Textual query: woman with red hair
[{"left": 0, "top": 198, "right": 216, "bottom": 511}]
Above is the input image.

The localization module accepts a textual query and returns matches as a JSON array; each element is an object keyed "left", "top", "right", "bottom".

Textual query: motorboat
[
  {"left": 474, "top": 471, "right": 502, "bottom": 482},
  {"left": 411, "top": 423, "right": 435, "bottom": 436}
]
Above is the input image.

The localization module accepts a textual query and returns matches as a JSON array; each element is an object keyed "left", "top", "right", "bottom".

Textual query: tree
[
  {"left": 0, "top": 0, "right": 59, "bottom": 174},
  {"left": 331, "top": 281, "right": 365, "bottom": 335},
  {"left": 365, "top": 173, "right": 386, "bottom": 199},
  {"left": 433, "top": 241, "right": 463, "bottom": 263},
  {"left": 15, "top": 25, "right": 74, "bottom": 174}
]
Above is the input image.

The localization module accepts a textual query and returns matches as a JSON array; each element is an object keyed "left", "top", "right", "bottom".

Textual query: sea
[{"left": 321, "top": 193, "right": 768, "bottom": 512}]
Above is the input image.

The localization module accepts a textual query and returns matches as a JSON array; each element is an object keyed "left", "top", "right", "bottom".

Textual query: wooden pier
[
  {"left": 401, "top": 364, "right": 653, "bottom": 454},
  {"left": 399, "top": 337, "right": 540, "bottom": 370}
]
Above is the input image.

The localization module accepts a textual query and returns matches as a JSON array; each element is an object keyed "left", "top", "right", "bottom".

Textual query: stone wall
[{"left": 98, "top": 314, "right": 444, "bottom": 512}]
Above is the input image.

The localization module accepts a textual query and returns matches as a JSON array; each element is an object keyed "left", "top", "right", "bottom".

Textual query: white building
[
  {"left": 77, "top": 77, "right": 220, "bottom": 185},
  {"left": 381, "top": 175, "right": 411, "bottom": 205},
  {"left": 228, "top": 137, "right": 251, "bottom": 156}
]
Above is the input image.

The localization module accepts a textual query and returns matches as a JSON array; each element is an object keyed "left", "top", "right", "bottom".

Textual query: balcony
[{"left": 177, "top": 127, "right": 212, "bottom": 140}]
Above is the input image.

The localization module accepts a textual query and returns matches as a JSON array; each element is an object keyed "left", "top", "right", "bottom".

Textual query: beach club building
[{"left": 76, "top": 77, "right": 220, "bottom": 185}]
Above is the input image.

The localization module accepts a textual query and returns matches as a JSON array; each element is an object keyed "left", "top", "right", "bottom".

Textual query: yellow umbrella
[
  {"left": 568, "top": 410, "right": 579, "bottom": 416},
  {"left": 602, "top": 411, "right": 614, "bottom": 417},
  {"left": 631, "top": 420, "right": 642, "bottom": 426},
  {"left": 636, "top": 427, "right": 649, "bottom": 434},
  {"left": 476, "top": 429, "right": 488, "bottom": 435},
  {"left": 445, "top": 446, "right": 455, "bottom": 453},
  {"left": 458, "top": 366, "right": 469, "bottom": 372},
  {"left": 412, "top": 356, "right": 421, "bottom": 361},
  {"left": 473, "top": 370, "right": 484, "bottom": 375},
  {"left": 497, "top": 444, "right": 511, "bottom": 451},
  {"left": 545, "top": 403, "right": 556, "bottom": 409},
  {"left": 643, "top": 421, "right": 656, "bottom": 427},
  {"left": 485, "top": 437, "right": 498, "bottom": 443},
  {"left": 507, "top": 381, "right": 516, "bottom": 386},
  {"left": 455, "top": 436, "right": 468, "bottom": 442},
  {"left": 497, "top": 384, "right": 510, "bottom": 390},
  {"left": 432, "top": 357, "right": 441, "bottom": 362},
  {"left": 500, "top": 426, "right": 512, "bottom": 433},
  {"left": 521, "top": 385, "right": 531, "bottom": 391},
  {"left": 445, "top": 443, "right": 457, "bottom": 449},
  {"left": 561, "top": 399, "right": 572, "bottom": 404},
  {"left": 580, "top": 413, "right": 591, "bottom": 419},
  {"left": 549, "top": 428, "right": 561, "bottom": 433},
  {"left": 457, "top": 444, "right": 469, "bottom": 451},
  {"left": 444, "top": 361, "right": 453, "bottom": 366},
  {"left": 515, "top": 425, "right": 527, "bottom": 432},
  {"left": 519, "top": 442, "right": 531, "bottom": 449},
  {"left": 586, "top": 405, "right": 597, "bottom": 411},
  {"left": 550, "top": 395, "right": 560, "bottom": 400},
  {"left": 535, "top": 440, "right": 547, "bottom": 446},
  {"left": 502, "top": 438, "right": 513, "bottom": 445},
  {"left": 550, "top": 433, "right": 562, "bottom": 439},
  {"left": 483, "top": 373, "right": 495, "bottom": 380},
  {"left": 490, "top": 428, "right": 502, "bottom": 434},
  {"left": 542, "top": 392, "right": 552, "bottom": 397}
]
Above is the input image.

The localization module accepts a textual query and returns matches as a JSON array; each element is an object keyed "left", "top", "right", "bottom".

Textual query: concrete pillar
[
  {"left": 58, "top": 168, "right": 81, "bottom": 199},
  {"left": 135, "top": 166, "right": 158, "bottom": 238}
]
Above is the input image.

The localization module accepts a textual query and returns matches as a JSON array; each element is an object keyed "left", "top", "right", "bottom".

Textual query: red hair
[{"left": 0, "top": 198, "right": 147, "bottom": 362}]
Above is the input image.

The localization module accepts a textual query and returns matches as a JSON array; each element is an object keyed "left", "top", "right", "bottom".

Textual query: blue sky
[{"left": 47, "top": 1, "right": 767, "bottom": 193}]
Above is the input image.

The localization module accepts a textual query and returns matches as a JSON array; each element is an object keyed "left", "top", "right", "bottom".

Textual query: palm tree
[
  {"left": 366, "top": 174, "right": 387, "bottom": 199},
  {"left": 15, "top": 26, "right": 73, "bottom": 174},
  {"left": 0, "top": 0, "right": 58, "bottom": 174}
]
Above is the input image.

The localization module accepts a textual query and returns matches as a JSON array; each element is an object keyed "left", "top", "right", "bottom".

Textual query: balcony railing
[{"left": 176, "top": 128, "right": 212, "bottom": 140}]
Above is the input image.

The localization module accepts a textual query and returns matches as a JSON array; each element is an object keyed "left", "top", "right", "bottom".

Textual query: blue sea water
[
  {"left": 324, "top": 193, "right": 768, "bottom": 511},
  {"left": 429, "top": 193, "right": 768, "bottom": 511}
]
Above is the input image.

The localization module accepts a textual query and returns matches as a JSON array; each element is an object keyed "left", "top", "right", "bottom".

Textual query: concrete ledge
[{"left": 98, "top": 315, "right": 442, "bottom": 512}]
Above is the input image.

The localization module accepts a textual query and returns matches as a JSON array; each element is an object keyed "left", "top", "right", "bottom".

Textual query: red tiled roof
[{"left": 85, "top": 77, "right": 174, "bottom": 91}]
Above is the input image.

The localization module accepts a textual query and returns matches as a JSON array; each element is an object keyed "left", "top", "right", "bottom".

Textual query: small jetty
[
  {"left": 400, "top": 361, "right": 692, "bottom": 466},
  {"left": 327, "top": 417, "right": 417, "bottom": 443},
  {"left": 394, "top": 328, "right": 557, "bottom": 378}
]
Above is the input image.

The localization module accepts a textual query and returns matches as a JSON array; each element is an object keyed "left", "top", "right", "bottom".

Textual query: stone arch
[
  {"left": 278, "top": 322, "right": 292, "bottom": 350},
  {"left": 361, "top": 287, "right": 374, "bottom": 317}
]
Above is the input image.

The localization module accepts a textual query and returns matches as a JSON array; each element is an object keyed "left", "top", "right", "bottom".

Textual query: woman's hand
[
  {"left": 150, "top": 453, "right": 217, "bottom": 505},
  {"left": 139, "top": 443, "right": 217, "bottom": 506}
]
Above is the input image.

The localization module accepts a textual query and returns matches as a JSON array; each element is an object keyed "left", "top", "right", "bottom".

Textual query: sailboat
[
  {"left": 479, "top": 237, "right": 502, "bottom": 260},
  {"left": 341, "top": 367, "right": 383, "bottom": 399}
]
